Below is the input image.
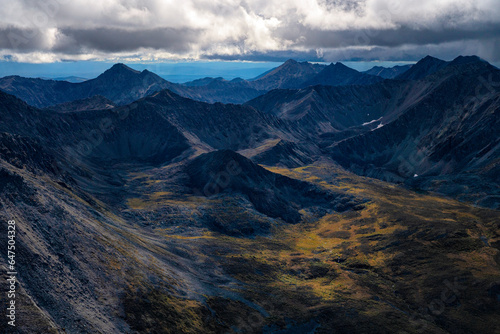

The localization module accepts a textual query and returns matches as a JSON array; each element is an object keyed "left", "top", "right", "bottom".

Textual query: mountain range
[
  {"left": 0, "top": 60, "right": 407, "bottom": 108},
  {"left": 0, "top": 55, "right": 499, "bottom": 333}
]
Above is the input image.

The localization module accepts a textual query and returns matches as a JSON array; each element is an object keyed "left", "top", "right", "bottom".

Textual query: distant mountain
[
  {"left": 80, "top": 63, "right": 180, "bottom": 105},
  {"left": 0, "top": 60, "right": 411, "bottom": 108},
  {"left": 0, "top": 64, "right": 263, "bottom": 107},
  {"left": 396, "top": 55, "right": 449, "bottom": 80},
  {"left": 304, "top": 62, "right": 383, "bottom": 87},
  {"left": 0, "top": 76, "right": 73, "bottom": 108},
  {"left": 0, "top": 64, "right": 178, "bottom": 108},
  {"left": 38, "top": 76, "right": 88, "bottom": 83},
  {"left": 249, "top": 59, "right": 326, "bottom": 90},
  {"left": 53, "top": 76, "right": 88, "bottom": 83},
  {"left": 183, "top": 77, "right": 226, "bottom": 86},
  {"left": 180, "top": 77, "right": 265, "bottom": 104},
  {"left": 363, "top": 64, "right": 412, "bottom": 79}
]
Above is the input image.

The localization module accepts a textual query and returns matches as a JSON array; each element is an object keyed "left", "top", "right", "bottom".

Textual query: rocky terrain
[{"left": 0, "top": 55, "right": 499, "bottom": 333}]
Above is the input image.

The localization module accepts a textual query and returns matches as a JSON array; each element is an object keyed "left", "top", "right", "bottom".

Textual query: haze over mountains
[
  {"left": 1, "top": 55, "right": 499, "bottom": 333},
  {"left": 0, "top": 59, "right": 402, "bottom": 107}
]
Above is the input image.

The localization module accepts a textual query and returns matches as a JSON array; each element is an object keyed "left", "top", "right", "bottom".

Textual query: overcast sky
[{"left": 0, "top": 0, "right": 499, "bottom": 63}]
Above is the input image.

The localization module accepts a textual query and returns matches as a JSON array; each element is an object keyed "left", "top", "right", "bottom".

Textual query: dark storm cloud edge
[
  {"left": 1, "top": 23, "right": 500, "bottom": 61},
  {"left": 0, "top": 26, "right": 202, "bottom": 53},
  {"left": 0, "top": 26, "right": 47, "bottom": 51},
  {"left": 56, "top": 27, "right": 201, "bottom": 53},
  {"left": 283, "top": 23, "right": 500, "bottom": 49}
]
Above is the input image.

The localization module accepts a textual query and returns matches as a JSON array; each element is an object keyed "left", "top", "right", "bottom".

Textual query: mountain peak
[
  {"left": 283, "top": 59, "right": 298, "bottom": 66},
  {"left": 334, "top": 62, "right": 349, "bottom": 68},
  {"left": 415, "top": 55, "right": 447, "bottom": 67},
  {"left": 449, "top": 55, "right": 484, "bottom": 66},
  {"left": 421, "top": 55, "right": 441, "bottom": 61},
  {"left": 322, "top": 62, "right": 358, "bottom": 74},
  {"left": 107, "top": 63, "right": 141, "bottom": 74},
  {"left": 396, "top": 55, "right": 448, "bottom": 80},
  {"left": 331, "top": 62, "right": 355, "bottom": 72},
  {"left": 303, "top": 61, "right": 382, "bottom": 87},
  {"left": 250, "top": 59, "right": 326, "bottom": 89}
]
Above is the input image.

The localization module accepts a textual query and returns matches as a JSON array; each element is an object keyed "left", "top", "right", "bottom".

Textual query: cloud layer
[{"left": 1, "top": 0, "right": 499, "bottom": 63}]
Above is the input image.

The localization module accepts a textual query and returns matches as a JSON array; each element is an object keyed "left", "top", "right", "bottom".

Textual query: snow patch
[
  {"left": 362, "top": 117, "right": 382, "bottom": 126},
  {"left": 371, "top": 123, "right": 384, "bottom": 131}
]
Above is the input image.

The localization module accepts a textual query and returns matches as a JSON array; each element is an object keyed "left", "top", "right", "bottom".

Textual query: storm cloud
[{"left": 0, "top": 0, "right": 499, "bottom": 62}]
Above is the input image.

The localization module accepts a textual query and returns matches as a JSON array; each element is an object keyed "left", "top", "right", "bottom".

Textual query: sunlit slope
[{"left": 120, "top": 160, "right": 500, "bottom": 333}]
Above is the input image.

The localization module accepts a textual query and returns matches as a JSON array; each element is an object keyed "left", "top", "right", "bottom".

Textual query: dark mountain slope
[
  {"left": 186, "top": 150, "right": 360, "bottom": 224},
  {"left": 328, "top": 59, "right": 500, "bottom": 207},
  {"left": 246, "top": 56, "right": 500, "bottom": 208},
  {"left": 0, "top": 132, "right": 61, "bottom": 176},
  {"left": 249, "top": 59, "right": 326, "bottom": 90},
  {"left": 179, "top": 77, "right": 265, "bottom": 104},
  {"left": 0, "top": 89, "right": 190, "bottom": 166},
  {"left": 303, "top": 62, "right": 383, "bottom": 87},
  {"left": 363, "top": 64, "right": 412, "bottom": 79},
  {"left": 396, "top": 55, "right": 449, "bottom": 80},
  {"left": 135, "top": 89, "right": 301, "bottom": 152},
  {"left": 0, "top": 87, "right": 304, "bottom": 169},
  {"left": 0, "top": 90, "right": 42, "bottom": 135},
  {"left": 245, "top": 80, "right": 416, "bottom": 135}
]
